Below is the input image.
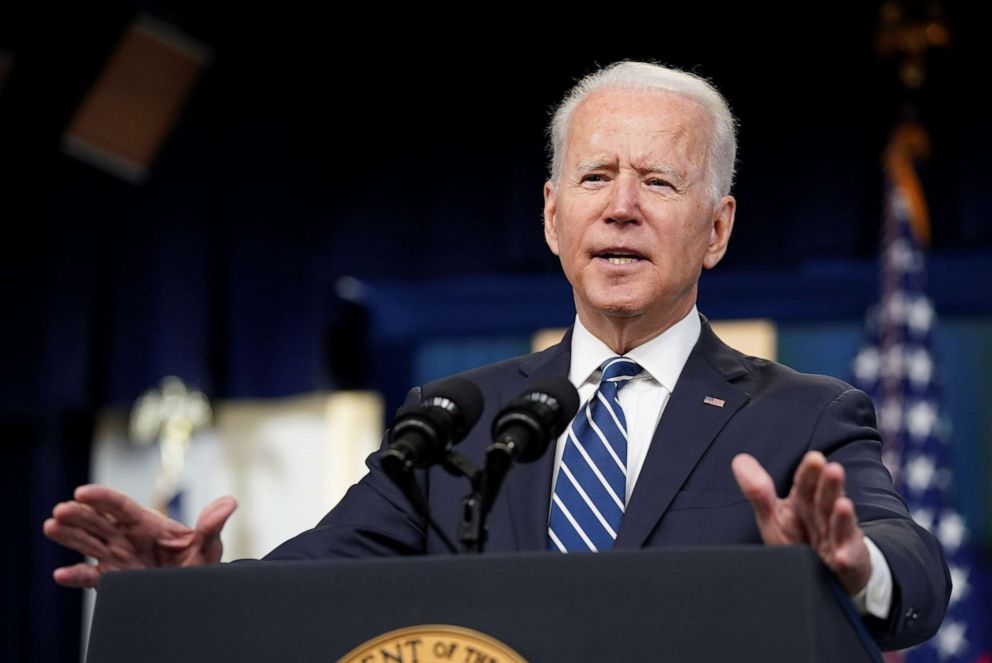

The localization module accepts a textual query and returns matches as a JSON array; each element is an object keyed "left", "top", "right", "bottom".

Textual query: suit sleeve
[
  {"left": 808, "top": 387, "right": 951, "bottom": 651},
  {"left": 262, "top": 387, "right": 430, "bottom": 560}
]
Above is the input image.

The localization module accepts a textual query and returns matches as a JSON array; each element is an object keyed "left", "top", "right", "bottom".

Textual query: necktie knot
[{"left": 599, "top": 356, "right": 643, "bottom": 386}]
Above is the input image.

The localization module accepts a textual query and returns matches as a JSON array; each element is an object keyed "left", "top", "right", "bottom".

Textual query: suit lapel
[
  {"left": 615, "top": 321, "right": 751, "bottom": 549},
  {"left": 502, "top": 330, "right": 572, "bottom": 552}
]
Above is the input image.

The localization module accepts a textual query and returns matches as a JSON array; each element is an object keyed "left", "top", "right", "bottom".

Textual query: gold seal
[{"left": 337, "top": 624, "right": 528, "bottom": 663}]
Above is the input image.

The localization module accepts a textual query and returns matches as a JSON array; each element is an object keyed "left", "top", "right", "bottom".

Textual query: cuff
[{"left": 850, "top": 535, "right": 893, "bottom": 620}]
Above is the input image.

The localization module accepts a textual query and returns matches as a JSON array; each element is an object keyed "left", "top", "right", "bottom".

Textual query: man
[{"left": 44, "top": 60, "right": 949, "bottom": 651}]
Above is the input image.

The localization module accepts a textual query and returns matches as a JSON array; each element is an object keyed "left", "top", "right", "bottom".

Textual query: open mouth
[{"left": 596, "top": 251, "right": 645, "bottom": 266}]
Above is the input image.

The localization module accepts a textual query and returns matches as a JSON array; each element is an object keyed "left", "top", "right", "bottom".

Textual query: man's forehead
[
  {"left": 566, "top": 89, "right": 709, "bottom": 148},
  {"left": 565, "top": 120, "right": 707, "bottom": 176},
  {"left": 573, "top": 87, "right": 708, "bottom": 125},
  {"left": 572, "top": 125, "right": 694, "bottom": 151}
]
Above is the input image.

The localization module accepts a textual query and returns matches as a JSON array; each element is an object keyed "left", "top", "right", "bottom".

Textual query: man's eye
[
  {"left": 647, "top": 178, "right": 672, "bottom": 188},
  {"left": 581, "top": 174, "right": 605, "bottom": 183}
]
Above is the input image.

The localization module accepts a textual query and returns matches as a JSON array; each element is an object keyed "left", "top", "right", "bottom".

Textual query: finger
[
  {"left": 791, "top": 452, "right": 827, "bottom": 541},
  {"left": 189, "top": 498, "right": 237, "bottom": 565},
  {"left": 829, "top": 496, "right": 861, "bottom": 554},
  {"left": 157, "top": 497, "right": 235, "bottom": 543},
  {"left": 103, "top": 541, "right": 148, "bottom": 569},
  {"left": 194, "top": 496, "right": 237, "bottom": 537},
  {"left": 43, "top": 518, "right": 111, "bottom": 560},
  {"left": 52, "top": 501, "right": 118, "bottom": 543},
  {"left": 731, "top": 454, "right": 779, "bottom": 526},
  {"left": 53, "top": 563, "right": 101, "bottom": 589},
  {"left": 75, "top": 485, "right": 178, "bottom": 531},
  {"left": 157, "top": 531, "right": 196, "bottom": 549},
  {"left": 793, "top": 451, "right": 826, "bottom": 505},
  {"left": 158, "top": 497, "right": 237, "bottom": 567},
  {"left": 813, "top": 462, "right": 845, "bottom": 541},
  {"left": 159, "top": 497, "right": 237, "bottom": 548},
  {"left": 827, "top": 497, "right": 871, "bottom": 594}
]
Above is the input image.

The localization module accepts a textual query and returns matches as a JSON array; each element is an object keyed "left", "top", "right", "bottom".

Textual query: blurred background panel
[
  {"left": 63, "top": 16, "right": 210, "bottom": 183},
  {"left": 1, "top": 2, "right": 990, "bottom": 661}
]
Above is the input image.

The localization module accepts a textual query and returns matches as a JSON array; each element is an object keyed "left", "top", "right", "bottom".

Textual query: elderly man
[{"left": 44, "top": 60, "right": 949, "bottom": 650}]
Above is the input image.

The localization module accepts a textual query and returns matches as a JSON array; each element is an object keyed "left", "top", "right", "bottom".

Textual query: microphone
[
  {"left": 480, "top": 377, "right": 579, "bottom": 511},
  {"left": 379, "top": 376, "right": 484, "bottom": 477}
]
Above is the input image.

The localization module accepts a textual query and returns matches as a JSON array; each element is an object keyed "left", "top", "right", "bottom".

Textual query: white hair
[{"left": 548, "top": 60, "right": 738, "bottom": 202}]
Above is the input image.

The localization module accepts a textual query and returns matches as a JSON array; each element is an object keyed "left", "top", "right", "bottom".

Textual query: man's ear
[
  {"left": 543, "top": 180, "right": 560, "bottom": 256},
  {"left": 703, "top": 195, "right": 736, "bottom": 270}
]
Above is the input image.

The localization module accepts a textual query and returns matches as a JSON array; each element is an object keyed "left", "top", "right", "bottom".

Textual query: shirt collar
[{"left": 569, "top": 306, "right": 702, "bottom": 392}]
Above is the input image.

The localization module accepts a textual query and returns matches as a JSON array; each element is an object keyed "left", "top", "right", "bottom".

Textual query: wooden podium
[{"left": 86, "top": 546, "right": 883, "bottom": 663}]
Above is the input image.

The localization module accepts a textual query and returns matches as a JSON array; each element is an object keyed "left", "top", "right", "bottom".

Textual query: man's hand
[
  {"left": 731, "top": 451, "right": 871, "bottom": 596},
  {"left": 43, "top": 485, "right": 237, "bottom": 589}
]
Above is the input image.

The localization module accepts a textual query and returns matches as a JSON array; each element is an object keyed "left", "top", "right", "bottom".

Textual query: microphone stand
[
  {"left": 458, "top": 491, "right": 485, "bottom": 554},
  {"left": 440, "top": 453, "right": 487, "bottom": 554},
  {"left": 448, "top": 447, "right": 513, "bottom": 554},
  {"left": 383, "top": 447, "right": 492, "bottom": 554}
]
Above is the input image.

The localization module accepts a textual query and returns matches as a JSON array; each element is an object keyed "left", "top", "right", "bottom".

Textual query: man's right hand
[{"left": 43, "top": 485, "right": 237, "bottom": 588}]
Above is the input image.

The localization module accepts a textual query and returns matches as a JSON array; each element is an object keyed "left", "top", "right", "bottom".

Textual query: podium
[{"left": 86, "top": 546, "right": 883, "bottom": 662}]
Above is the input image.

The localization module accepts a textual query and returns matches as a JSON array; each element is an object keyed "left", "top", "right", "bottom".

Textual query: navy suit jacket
[{"left": 267, "top": 319, "right": 949, "bottom": 650}]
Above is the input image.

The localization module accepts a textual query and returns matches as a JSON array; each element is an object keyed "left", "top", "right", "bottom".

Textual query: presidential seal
[{"left": 337, "top": 624, "right": 527, "bottom": 663}]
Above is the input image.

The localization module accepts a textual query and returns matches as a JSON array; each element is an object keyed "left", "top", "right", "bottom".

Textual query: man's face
[{"left": 544, "top": 87, "right": 735, "bottom": 338}]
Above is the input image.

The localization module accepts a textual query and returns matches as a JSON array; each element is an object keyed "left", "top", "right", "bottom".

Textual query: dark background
[{"left": 2, "top": 2, "right": 990, "bottom": 661}]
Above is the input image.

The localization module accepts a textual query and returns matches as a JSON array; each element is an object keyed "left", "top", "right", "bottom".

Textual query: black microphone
[
  {"left": 379, "top": 376, "right": 484, "bottom": 477},
  {"left": 480, "top": 377, "right": 579, "bottom": 511}
]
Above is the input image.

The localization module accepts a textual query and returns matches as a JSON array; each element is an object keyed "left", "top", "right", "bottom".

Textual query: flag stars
[
  {"left": 948, "top": 564, "right": 971, "bottom": 607},
  {"left": 934, "top": 620, "right": 967, "bottom": 659},
  {"left": 883, "top": 291, "right": 909, "bottom": 326},
  {"left": 904, "top": 454, "right": 936, "bottom": 493},
  {"left": 882, "top": 449, "right": 901, "bottom": 481},
  {"left": 890, "top": 189, "right": 911, "bottom": 217},
  {"left": 861, "top": 188, "right": 981, "bottom": 662},
  {"left": 906, "top": 348, "right": 934, "bottom": 388},
  {"left": 856, "top": 188, "right": 982, "bottom": 660},
  {"left": 906, "top": 400, "right": 938, "bottom": 440},
  {"left": 937, "top": 511, "right": 967, "bottom": 552},
  {"left": 881, "top": 344, "right": 906, "bottom": 380},
  {"left": 907, "top": 297, "right": 935, "bottom": 335},
  {"left": 853, "top": 347, "right": 880, "bottom": 383},
  {"left": 912, "top": 507, "right": 935, "bottom": 532},
  {"left": 886, "top": 238, "right": 920, "bottom": 274},
  {"left": 878, "top": 399, "right": 904, "bottom": 437}
]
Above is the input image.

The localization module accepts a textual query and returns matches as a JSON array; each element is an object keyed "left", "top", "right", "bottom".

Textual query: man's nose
[{"left": 605, "top": 175, "right": 641, "bottom": 224}]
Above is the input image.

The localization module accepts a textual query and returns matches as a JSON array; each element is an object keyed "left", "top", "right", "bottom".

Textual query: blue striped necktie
[{"left": 548, "top": 356, "right": 643, "bottom": 552}]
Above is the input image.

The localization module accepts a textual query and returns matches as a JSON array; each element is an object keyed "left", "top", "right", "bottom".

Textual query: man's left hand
[{"left": 731, "top": 451, "right": 871, "bottom": 596}]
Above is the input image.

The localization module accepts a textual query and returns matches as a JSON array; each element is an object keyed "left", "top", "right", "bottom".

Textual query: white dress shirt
[{"left": 550, "top": 306, "right": 892, "bottom": 619}]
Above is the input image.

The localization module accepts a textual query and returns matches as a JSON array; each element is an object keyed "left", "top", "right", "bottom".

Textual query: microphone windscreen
[
  {"left": 525, "top": 377, "right": 580, "bottom": 433},
  {"left": 422, "top": 376, "right": 485, "bottom": 433}
]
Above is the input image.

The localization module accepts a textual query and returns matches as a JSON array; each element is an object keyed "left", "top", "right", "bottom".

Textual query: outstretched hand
[
  {"left": 43, "top": 485, "right": 237, "bottom": 589},
  {"left": 731, "top": 451, "right": 871, "bottom": 596}
]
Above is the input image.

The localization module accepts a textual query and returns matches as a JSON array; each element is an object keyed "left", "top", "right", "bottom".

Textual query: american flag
[{"left": 851, "top": 122, "right": 987, "bottom": 662}]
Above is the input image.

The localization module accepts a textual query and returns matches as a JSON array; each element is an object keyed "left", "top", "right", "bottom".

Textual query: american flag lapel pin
[{"left": 702, "top": 396, "right": 726, "bottom": 408}]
